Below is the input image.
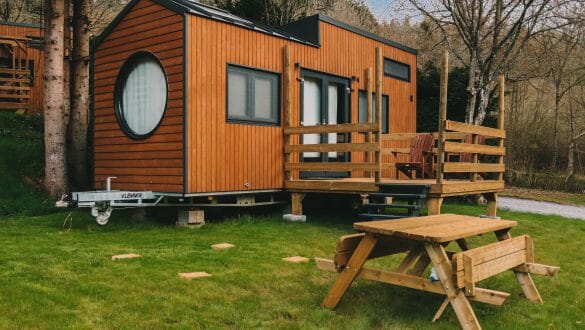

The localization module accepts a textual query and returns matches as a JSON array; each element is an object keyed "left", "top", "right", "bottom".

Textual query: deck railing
[{"left": 283, "top": 122, "right": 381, "bottom": 179}]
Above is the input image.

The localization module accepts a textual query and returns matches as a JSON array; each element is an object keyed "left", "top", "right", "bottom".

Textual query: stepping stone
[
  {"left": 178, "top": 272, "right": 211, "bottom": 279},
  {"left": 283, "top": 256, "right": 310, "bottom": 263},
  {"left": 211, "top": 243, "right": 235, "bottom": 250},
  {"left": 111, "top": 253, "right": 140, "bottom": 260}
]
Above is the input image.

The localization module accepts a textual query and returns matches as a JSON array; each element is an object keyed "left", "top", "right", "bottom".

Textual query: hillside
[{"left": 0, "top": 112, "right": 52, "bottom": 217}]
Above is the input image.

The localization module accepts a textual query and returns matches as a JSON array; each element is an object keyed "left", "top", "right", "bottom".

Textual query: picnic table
[{"left": 316, "top": 214, "right": 559, "bottom": 330}]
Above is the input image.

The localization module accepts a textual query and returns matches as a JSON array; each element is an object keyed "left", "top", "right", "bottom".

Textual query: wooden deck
[{"left": 285, "top": 178, "right": 504, "bottom": 197}]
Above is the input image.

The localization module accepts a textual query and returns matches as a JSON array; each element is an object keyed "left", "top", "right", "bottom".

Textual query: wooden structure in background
[
  {"left": 0, "top": 21, "right": 43, "bottom": 114},
  {"left": 317, "top": 215, "right": 559, "bottom": 329}
]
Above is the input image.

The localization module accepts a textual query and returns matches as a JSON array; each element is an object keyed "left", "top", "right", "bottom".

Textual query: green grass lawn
[{"left": 0, "top": 204, "right": 583, "bottom": 329}]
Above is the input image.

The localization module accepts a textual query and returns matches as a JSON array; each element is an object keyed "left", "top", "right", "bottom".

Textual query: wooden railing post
[
  {"left": 436, "top": 48, "right": 449, "bottom": 184},
  {"left": 375, "top": 48, "right": 383, "bottom": 183},
  {"left": 497, "top": 75, "right": 505, "bottom": 182},
  {"left": 471, "top": 134, "right": 478, "bottom": 182},
  {"left": 283, "top": 45, "right": 292, "bottom": 181},
  {"left": 366, "top": 67, "right": 373, "bottom": 177}
]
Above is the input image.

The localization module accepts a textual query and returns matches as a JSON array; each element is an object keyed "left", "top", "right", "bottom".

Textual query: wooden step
[
  {"left": 369, "top": 193, "right": 427, "bottom": 199},
  {"left": 363, "top": 203, "right": 419, "bottom": 210},
  {"left": 0, "top": 94, "right": 30, "bottom": 99},
  {"left": 358, "top": 213, "right": 405, "bottom": 220},
  {"left": 0, "top": 102, "right": 29, "bottom": 109},
  {"left": 0, "top": 77, "right": 30, "bottom": 83},
  {"left": 0, "top": 85, "right": 30, "bottom": 91},
  {"left": 0, "top": 68, "right": 30, "bottom": 75}
]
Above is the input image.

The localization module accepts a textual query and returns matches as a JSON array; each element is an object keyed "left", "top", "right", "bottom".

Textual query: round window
[{"left": 114, "top": 52, "right": 168, "bottom": 139}]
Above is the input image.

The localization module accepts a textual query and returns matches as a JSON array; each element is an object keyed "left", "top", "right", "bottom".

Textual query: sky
[{"left": 364, "top": 0, "right": 423, "bottom": 23}]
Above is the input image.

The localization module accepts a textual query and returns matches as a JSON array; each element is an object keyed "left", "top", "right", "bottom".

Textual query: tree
[
  {"left": 69, "top": 0, "right": 90, "bottom": 189},
  {"left": 209, "top": 0, "right": 337, "bottom": 26},
  {"left": 43, "top": 0, "right": 67, "bottom": 197},
  {"left": 405, "top": 0, "right": 583, "bottom": 125},
  {"left": 533, "top": 29, "right": 585, "bottom": 169}
]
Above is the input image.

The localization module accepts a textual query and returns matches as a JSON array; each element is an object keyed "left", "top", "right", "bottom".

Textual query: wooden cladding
[
  {"left": 187, "top": 14, "right": 416, "bottom": 193},
  {"left": 92, "top": 0, "right": 184, "bottom": 193}
]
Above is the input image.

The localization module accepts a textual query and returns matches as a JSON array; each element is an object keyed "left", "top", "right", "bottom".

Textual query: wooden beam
[
  {"left": 515, "top": 263, "right": 560, "bottom": 277},
  {"left": 434, "top": 181, "right": 505, "bottom": 195},
  {"left": 283, "top": 45, "right": 292, "bottom": 181},
  {"left": 285, "top": 142, "right": 379, "bottom": 153},
  {"left": 0, "top": 102, "right": 29, "bottom": 109},
  {"left": 367, "top": 67, "right": 374, "bottom": 177},
  {"left": 445, "top": 120, "right": 506, "bottom": 139},
  {"left": 322, "top": 234, "right": 378, "bottom": 308},
  {"left": 495, "top": 232, "right": 543, "bottom": 303},
  {"left": 425, "top": 243, "right": 481, "bottom": 330},
  {"left": 285, "top": 162, "right": 379, "bottom": 171},
  {"left": 375, "top": 47, "right": 383, "bottom": 182},
  {"left": 284, "top": 122, "right": 377, "bottom": 135},
  {"left": 285, "top": 180, "right": 378, "bottom": 193},
  {"left": 443, "top": 163, "right": 505, "bottom": 173},
  {"left": 291, "top": 193, "right": 305, "bottom": 215},
  {"left": 443, "top": 142, "right": 506, "bottom": 156},
  {"left": 315, "top": 258, "right": 510, "bottom": 306},
  {"left": 437, "top": 49, "right": 449, "bottom": 184},
  {"left": 497, "top": 75, "right": 506, "bottom": 181}
]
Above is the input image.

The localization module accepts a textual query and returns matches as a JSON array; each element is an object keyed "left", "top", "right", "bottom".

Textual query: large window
[
  {"left": 227, "top": 65, "right": 279, "bottom": 125},
  {"left": 384, "top": 58, "right": 410, "bottom": 82},
  {"left": 358, "top": 91, "right": 389, "bottom": 133},
  {"left": 114, "top": 51, "right": 168, "bottom": 139}
]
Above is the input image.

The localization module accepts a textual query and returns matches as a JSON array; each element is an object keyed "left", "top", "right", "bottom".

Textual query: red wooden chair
[{"left": 395, "top": 134, "right": 435, "bottom": 179}]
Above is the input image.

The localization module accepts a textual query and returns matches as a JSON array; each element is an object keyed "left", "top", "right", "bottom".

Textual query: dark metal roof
[
  {"left": 93, "top": 0, "right": 418, "bottom": 55},
  {"left": 0, "top": 20, "right": 41, "bottom": 29}
]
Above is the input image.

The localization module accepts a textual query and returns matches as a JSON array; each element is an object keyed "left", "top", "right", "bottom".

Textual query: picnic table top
[{"left": 353, "top": 214, "right": 517, "bottom": 243}]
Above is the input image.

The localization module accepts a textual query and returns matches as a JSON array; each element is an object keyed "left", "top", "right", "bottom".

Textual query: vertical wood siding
[
  {"left": 92, "top": 0, "right": 184, "bottom": 192},
  {"left": 187, "top": 18, "right": 416, "bottom": 193},
  {"left": 0, "top": 23, "right": 43, "bottom": 114}
]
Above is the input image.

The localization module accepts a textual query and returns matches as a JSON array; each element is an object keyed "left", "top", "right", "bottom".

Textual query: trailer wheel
[{"left": 91, "top": 203, "right": 113, "bottom": 225}]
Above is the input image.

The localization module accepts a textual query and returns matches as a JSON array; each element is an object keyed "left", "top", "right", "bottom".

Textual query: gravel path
[{"left": 499, "top": 196, "right": 585, "bottom": 220}]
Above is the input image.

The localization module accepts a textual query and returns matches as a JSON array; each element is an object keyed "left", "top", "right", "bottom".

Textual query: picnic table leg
[
  {"left": 322, "top": 233, "right": 378, "bottom": 309},
  {"left": 495, "top": 231, "right": 543, "bottom": 303},
  {"left": 425, "top": 242, "right": 481, "bottom": 330}
]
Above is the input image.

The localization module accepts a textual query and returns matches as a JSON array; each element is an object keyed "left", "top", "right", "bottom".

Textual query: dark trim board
[
  {"left": 183, "top": 13, "right": 189, "bottom": 194},
  {"left": 0, "top": 20, "right": 42, "bottom": 28}
]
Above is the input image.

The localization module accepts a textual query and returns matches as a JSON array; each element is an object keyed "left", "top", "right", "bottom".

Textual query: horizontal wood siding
[
  {"left": 0, "top": 23, "right": 43, "bottom": 114},
  {"left": 187, "top": 17, "right": 416, "bottom": 193},
  {"left": 92, "top": 0, "right": 184, "bottom": 192}
]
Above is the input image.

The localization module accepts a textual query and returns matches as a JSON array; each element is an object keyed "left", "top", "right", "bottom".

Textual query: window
[
  {"left": 114, "top": 52, "right": 167, "bottom": 139},
  {"left": 384, "top": 58, "right": 410, "bottom": 82},
  {"left": 358, "top": 91, "right": 389, "bottom": 133},
  {"left": 227, "top": 65, "right": 279, "bottom": 125}
]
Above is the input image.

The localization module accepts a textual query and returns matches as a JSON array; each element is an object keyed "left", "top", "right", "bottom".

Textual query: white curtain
[
  {"left": 122, "top": 57, "right": 167, "bottom": 135},
  {"left": 327, "top": 84, "right": 338, "bottom": 158},
  {"left": 302, "top": 78, "right": 321, "bottom": 158}
]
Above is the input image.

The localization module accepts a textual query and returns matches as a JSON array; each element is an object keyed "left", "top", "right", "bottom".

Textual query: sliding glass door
[{"left": 300, "top": 70, "right": 351, "bottom": 178}]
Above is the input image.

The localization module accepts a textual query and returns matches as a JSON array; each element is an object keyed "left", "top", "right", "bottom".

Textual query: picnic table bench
[{"left": 316, "top": 214, "right": 559, "bottom": 330}]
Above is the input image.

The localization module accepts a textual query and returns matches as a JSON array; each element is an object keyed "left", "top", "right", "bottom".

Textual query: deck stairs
[
  {"left": 358, "top": 184, "right": 430, "bottom": 220},
  {"left": 0, "top": 37, "right": 32, "bottom": 113}
]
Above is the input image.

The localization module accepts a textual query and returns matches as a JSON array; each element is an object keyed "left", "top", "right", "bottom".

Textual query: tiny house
[{"left": 91, "top": 0, "right": 417, "bottom": 197}]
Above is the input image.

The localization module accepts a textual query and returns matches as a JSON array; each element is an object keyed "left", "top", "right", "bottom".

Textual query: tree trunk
[
  {"left": 566, "top": 139, "right": 576, "bottom": 190},
  {"left": 551, "top": 85, "right": 561, "bottom": 169},
  {"left": 465, "top": 54, "right": 478, "bottom": 124},
  {"left": 43, "top": 0, "right": 68, "bottom": 197},
  {"left": 70, "top": 0, "right": 90, "bottom": 189}
]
